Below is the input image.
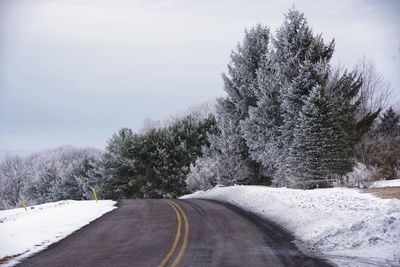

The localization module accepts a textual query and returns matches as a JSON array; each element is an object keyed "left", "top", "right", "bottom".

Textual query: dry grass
[
  {"left": 0, "top": 253, "right": 22, "bottom": 264},
  {"left": 363, "top": 187, "right": 400, "bottom": 200}
]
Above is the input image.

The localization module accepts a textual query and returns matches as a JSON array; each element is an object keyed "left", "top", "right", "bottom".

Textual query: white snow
[
  {"left": 369, "top": 179, "right": 400, "bottom": 188},
  {"left": 182, "top": 185, "right": 400, "bottom": 266},
  {"left": 0, "top": 200, "right": 116, "bottom": 266}
]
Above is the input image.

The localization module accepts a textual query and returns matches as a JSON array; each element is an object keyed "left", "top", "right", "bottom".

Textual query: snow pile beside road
[
  {"left": 182, "top": 186, "right": 400, "bottom": 266},
  {"left": 0, "top": 200, "right": 116, "bottom": 266},
  {"left": 370, "top": 179, "right": 400, "bottom": 188}
]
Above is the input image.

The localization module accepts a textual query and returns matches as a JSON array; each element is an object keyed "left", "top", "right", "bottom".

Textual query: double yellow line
[{"left": 158, "top": 200, "right": 189, "bottom": 267}]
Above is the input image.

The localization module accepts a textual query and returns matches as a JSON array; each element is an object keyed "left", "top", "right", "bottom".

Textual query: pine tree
[
  {"left": 273, "top": 9, "right": 334, "bottom": 82},
  {"left": 287, "top": 87, "right": 347, "bottom": 188},
  {"left": 100, "top": 114, "right": 217, "bottom": 198},
  {"left": 375, "top": 107, "right": 400, "bottom": 137},
  {"left": 208, "top": 110, "right": 252, "bottom": 184},
  {"left": 210, "top": 25, "right": 270, "bottom": 184},
  {"left": 326, "top": 68, "right": 380, "bottom": 163},
  {"left": 241, "top": 55, "right": 282, "bottom": 177},
  {"left": 102, "top": 128, "right": 140, "bottom": 197},
  {"left": 272, "top": 9, "right": 335, "bottom": 186}
]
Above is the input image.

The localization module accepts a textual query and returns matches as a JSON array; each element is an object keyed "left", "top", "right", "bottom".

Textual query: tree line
[{"left": 0, "top": 111, "right": 217, "bottom": 209}]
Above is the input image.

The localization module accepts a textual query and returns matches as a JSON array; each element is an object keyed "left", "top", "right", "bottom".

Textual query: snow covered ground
[
  {"left": 370, "top": 179, "right": 400, "bottom": 188},
  {"left": 182, "top": 186, "right": 400, "bottom": 266},
  {"left": 0, "top": 200, "right": 116, "bottom": 266}
]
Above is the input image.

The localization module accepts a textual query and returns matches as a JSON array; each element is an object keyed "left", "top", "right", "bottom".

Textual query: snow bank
[
  {"left": 182, "top": 186, "right": 400, "bottom": 266},
  {"left": 370, "top": 179, "right": 400, "bottom": 188},
  {"left": 0, "top": 200, "right": 116, "bottom": 266}
]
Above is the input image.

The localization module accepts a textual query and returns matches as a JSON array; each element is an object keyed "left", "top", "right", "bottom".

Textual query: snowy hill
[
  {"left": 182, "top": 186, "right": 400, "bottom": 266},
  {"left": 0, "top": 200, "right": 116, "bottom": 266}
]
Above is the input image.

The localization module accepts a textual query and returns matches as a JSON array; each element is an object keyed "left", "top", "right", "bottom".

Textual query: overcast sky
[{"left": 0, "top": 0, "right": 399, "bottom": 155}]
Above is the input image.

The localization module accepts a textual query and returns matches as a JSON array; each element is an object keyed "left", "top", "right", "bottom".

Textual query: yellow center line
[
  {"left": 158, "top": 200, "right": 182, "bottom": 267},
  {"left": 169, "top": 201, "right": 189, "bottom": 267}
]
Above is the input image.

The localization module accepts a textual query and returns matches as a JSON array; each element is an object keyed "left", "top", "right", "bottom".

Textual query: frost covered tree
[
  {"left": 0, "top": 156, "right": 29, "bottom": 209},
  {"left": 273, "top": 9, "right": 334, "bottom": 83},
  {"left": 57, "top": 154, "right": 100, "bottom": 200},
  {"left": 0, "top": 146, "right": 103, "bottom": 209},
  {"left": 240, "top": 9, "right": 374, "bottom": 187},
  {"left": 267, "top": 9, "right": 335, "bottom": 186},
  {"left": 208, "top": 112, "right": 252, "bottom": 184},
  {"left": 275, "top": 61, "right": 334, "bottom": 185},
  {"left": 241, "top": 54, "right": 282, "bottom": 177},
  {"left": 209, "top": 24, "right": 270, "bottom": 184},
  {"left": 285, "top": 87, "right": 347, "bottom": 188},
  {"left": 26, "top": 146, "right": 103, "bottom": 204},
  {"left": 27, "top": 163, "right": 59, "bottom": 203},
  {"left": 186, "top": 8, "right": 387, "bottom": 189},
  {"left": 185, "top": 152, "right": 217, "bottom": 192}
]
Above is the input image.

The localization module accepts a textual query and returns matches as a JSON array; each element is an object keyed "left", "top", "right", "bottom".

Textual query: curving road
[{"left": 17, "top": 199, "right": 332, "bottom": 267}]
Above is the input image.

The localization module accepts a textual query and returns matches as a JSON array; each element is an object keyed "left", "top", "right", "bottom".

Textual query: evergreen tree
[
  {"left": 276, "top": 61, "right": 332, "bottom": 185},
  {"left": 208, "top": 110, "right": 252, "bottom": 184},
  {"left": 268, "top": 9, "right": 334, "bottom": 185},
  {"left": 241, "top": 55, "right": 282, "bottom": 177},
  {"left": 102, "top": 128, "right": 140, "bottom": 197},
  {"left": 286, "top": 87, "right": 347, "bottom": 188},
  {"left": 101, "top": 114, "right": 217, "bottom": 198},
  {"left": 375, "top": 107, "right": 400, "bottom": 137},
  {"left": 210, "top": 25, "right": 270, "bottom": 184},
  {"left": 326, "top": 68, "right": 380, "bottom": 163},
  {"left": 189, "top": 8, "right": 382, "bottom": 189},
  {"left": 273, "top": 9, "right": 334, "bottom": 82},
  {"left": 156, "top": 114, "right": 218, "bottom": 196}
]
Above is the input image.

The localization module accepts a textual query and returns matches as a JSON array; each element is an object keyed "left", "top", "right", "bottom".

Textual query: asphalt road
[{"left": 17, "top": 199, "right": 332, "bottom": 267}]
